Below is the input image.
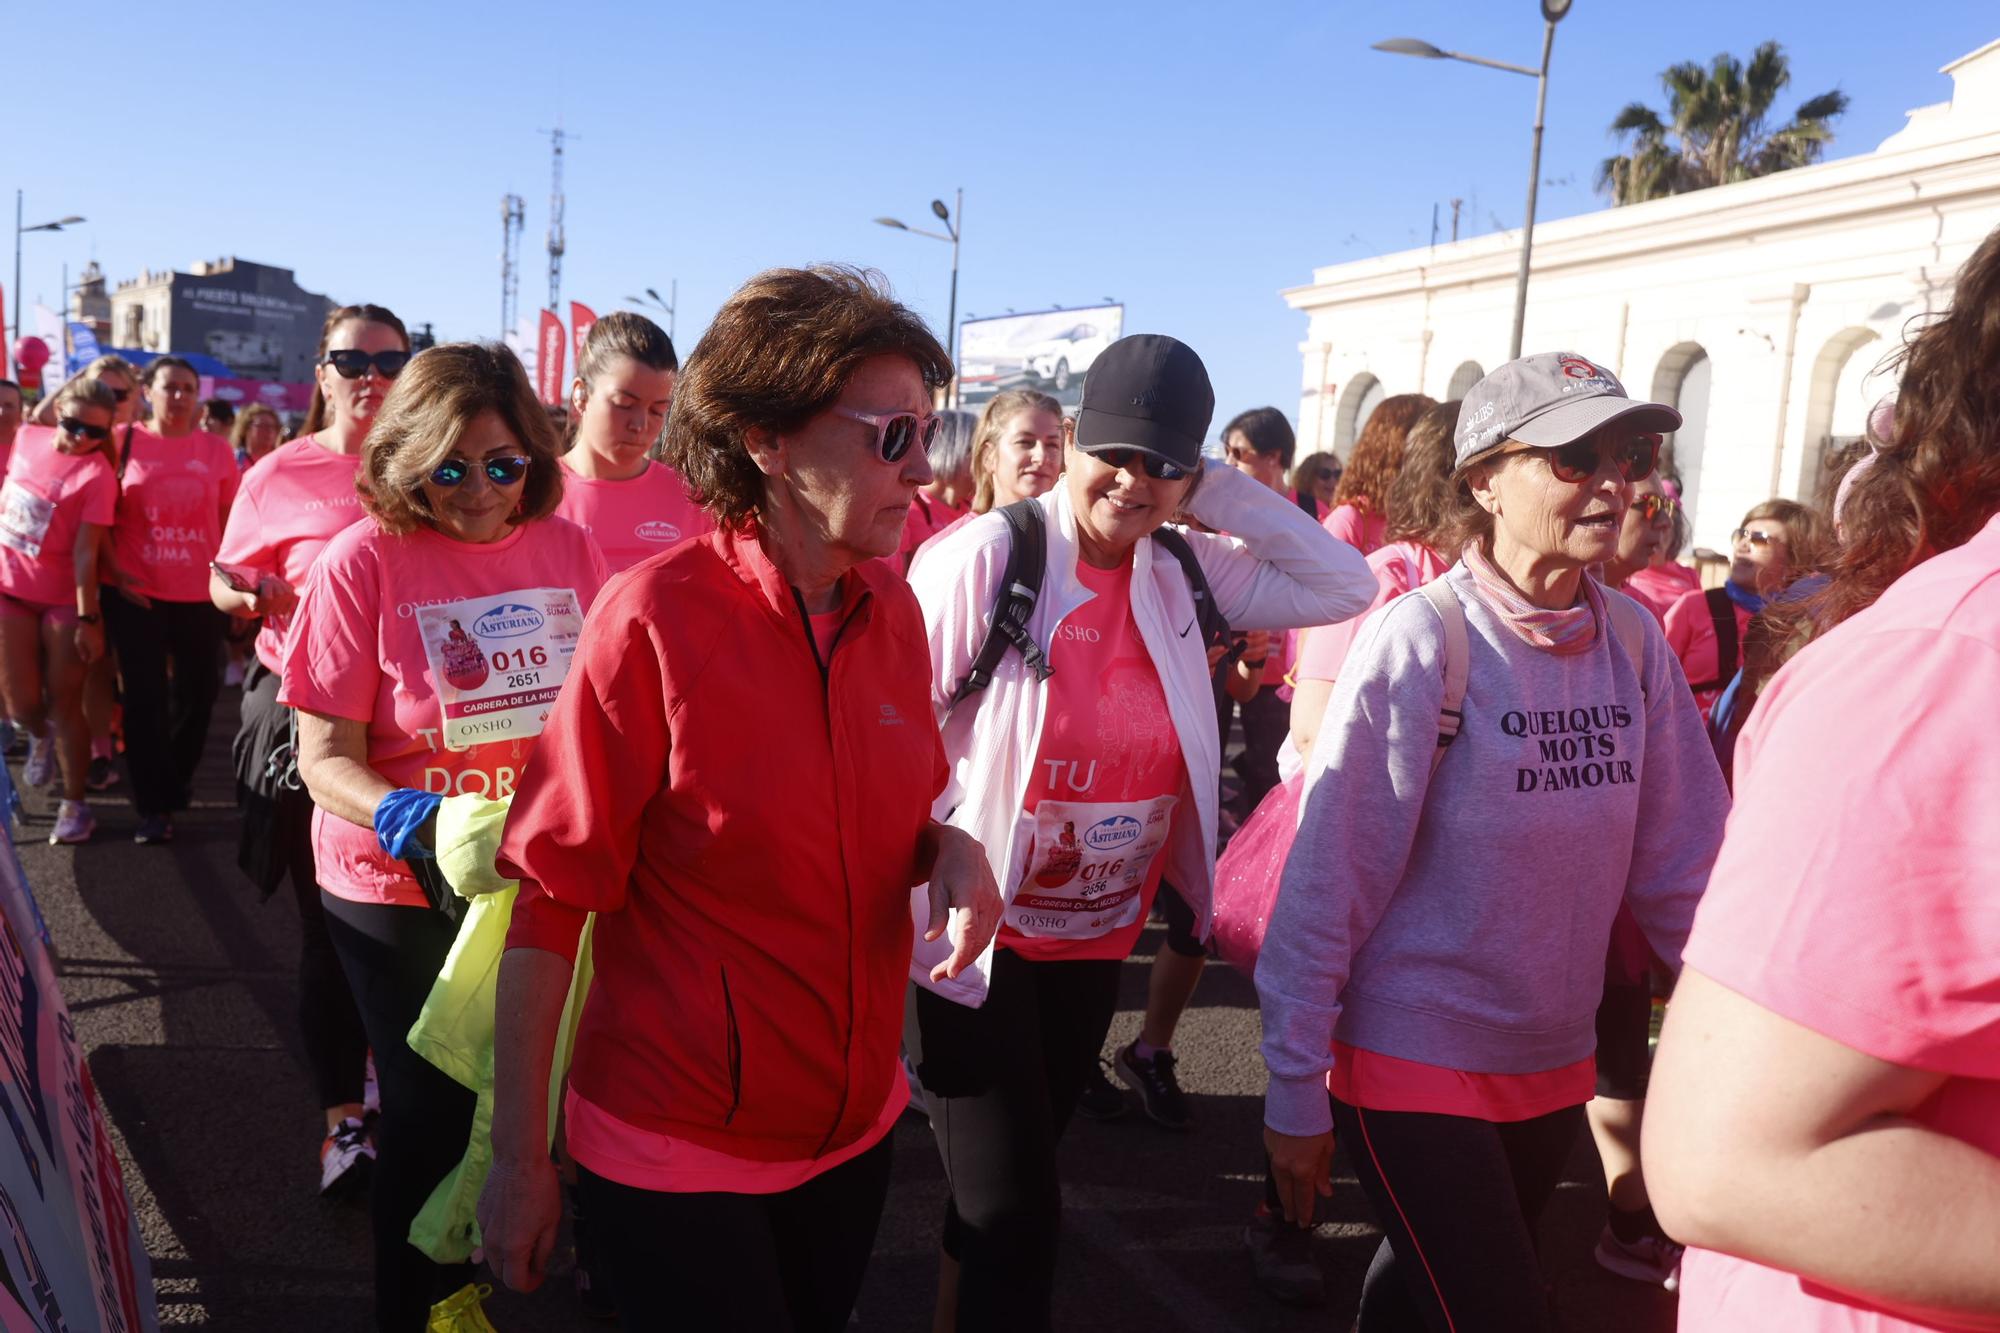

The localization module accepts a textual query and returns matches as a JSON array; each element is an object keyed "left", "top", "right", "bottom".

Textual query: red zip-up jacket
[{"left": 501, "top": 526, "right": 947, "bottom": 1163}]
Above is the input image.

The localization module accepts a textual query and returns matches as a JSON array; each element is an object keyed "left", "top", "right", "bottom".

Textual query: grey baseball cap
[{"left": 1453, "top": 352, "right": 1681, "bottom": 470}]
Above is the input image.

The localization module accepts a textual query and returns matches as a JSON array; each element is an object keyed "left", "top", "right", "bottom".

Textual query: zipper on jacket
[{"left": 720, "top": 964, "right": 743, "bottom": 1127}]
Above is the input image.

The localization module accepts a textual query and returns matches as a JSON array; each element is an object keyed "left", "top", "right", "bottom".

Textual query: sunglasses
[
  {"left": 1084, "top": 446, "right": 1193, "bottom": 482},
  {"left": 323, "top": 349, "right": 411, "bottom": 380},
  {"left": 58, "top": 417, "right": 110, "bottom": 441},
  {"left": 1732, "top": 527, "right": 1787, "bottom": 548},
  {"left": 429, "top": 455, "right": 531, "bottom": 488},
  {"left": 1632, "top": 493, "right": 1679, "bottom": 521},
  {"left": 832, "top": 407, "right": 941, "bottom": 463},
  {"left": 1502, "top": 433, "right": 1660, "bottom": 485},
  {"left": 108, "top": 387, "right": 131, "bottom": 403}
]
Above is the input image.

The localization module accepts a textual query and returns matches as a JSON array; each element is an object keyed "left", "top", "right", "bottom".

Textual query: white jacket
[{"left": 908, "top": 462, "right": 1376, "bottom": 1005}]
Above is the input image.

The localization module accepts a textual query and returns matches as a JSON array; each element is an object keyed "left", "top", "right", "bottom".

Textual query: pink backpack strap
[{"left": 1418, "top": 581, "right": 1470, "bottom": 776}]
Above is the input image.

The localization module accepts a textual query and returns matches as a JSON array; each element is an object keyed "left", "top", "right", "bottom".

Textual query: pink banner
[
  {"left": 569, "top": 302, "right": 597, "bottom": 386},
  {"left": 198, "top": 377, "right": 313, "bottom": 413},
  {"left": 537, "top": 309, "right": 566, "bottom": 405}
]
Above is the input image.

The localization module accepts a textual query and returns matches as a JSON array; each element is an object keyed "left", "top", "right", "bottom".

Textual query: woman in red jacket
[{"left": 480, "top": 266, "right": 1001, "bottom": 1332}]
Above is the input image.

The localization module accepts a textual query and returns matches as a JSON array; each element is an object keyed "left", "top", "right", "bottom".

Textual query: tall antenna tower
[
  {"left": 500, "top": 193, "right": 525, "bottom": 342},
  {"left": 541, "top": 126, "right": 574, "bottom": 312}
]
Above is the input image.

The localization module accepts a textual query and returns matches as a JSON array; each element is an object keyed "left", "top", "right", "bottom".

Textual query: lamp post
[
  {"left": 13, "top": 191, "right": 85, "bottom": 347},
  {"left": 1373, "top": 0, "right": 1571, "bottom": 359},
  {"left": 623, "top": 282, "right": 677, "bottom": 343},
  {"left": 874, "top": 188, "right": 961, "bottom": 404}
]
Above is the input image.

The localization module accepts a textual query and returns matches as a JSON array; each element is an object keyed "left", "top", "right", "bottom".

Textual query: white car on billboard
[{"left": 1019, "top": 321, "right": 1113, "bottom": 392}]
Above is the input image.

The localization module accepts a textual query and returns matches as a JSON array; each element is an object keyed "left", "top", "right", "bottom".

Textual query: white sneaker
[
  {"left": 49, "top": 801, "right": 95, "bottom": 845},
  {"left": 319, "top": 1116, "right": 375, "bottom": 1197},
  {"left": 22, "top": 735, "right": 54, "bottom": 788}
]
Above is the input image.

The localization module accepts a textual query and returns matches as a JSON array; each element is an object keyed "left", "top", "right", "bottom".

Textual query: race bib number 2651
[{"left": 416, "top": 587, "right": 584, "bottom": 751}]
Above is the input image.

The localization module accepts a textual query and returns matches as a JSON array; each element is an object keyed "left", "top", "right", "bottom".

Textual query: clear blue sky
[{"left": 7, "top": 2, "right": 1993, "bottom": 429}]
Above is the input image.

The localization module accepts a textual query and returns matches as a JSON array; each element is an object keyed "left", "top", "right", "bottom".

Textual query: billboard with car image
[{"left": 957, "top": 304, "right": 1124, "bottom": 409}]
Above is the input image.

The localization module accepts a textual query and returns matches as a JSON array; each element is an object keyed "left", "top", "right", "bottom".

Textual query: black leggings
[
  {"left": 904, "top": 949, "right": 1122, "bottom": 1333},
  {"left": 1331, "top": 1094, "right": 1584, "bottom": 1333},
  {"left": 574, "top": 1138, "right": 894, "bottom": 1333},
  {"left": 322, "top": 893, "right": 477, "bottom": 1332},
  {"left": 101, "top": 592, "right": 225, "bottom": 817}
]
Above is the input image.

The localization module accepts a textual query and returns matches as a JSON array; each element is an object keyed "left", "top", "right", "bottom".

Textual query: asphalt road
[{"left": 18, "top": 692, "right": 1679, "bottom": 1332}]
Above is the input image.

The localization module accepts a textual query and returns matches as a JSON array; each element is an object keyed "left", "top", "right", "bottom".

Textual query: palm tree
[{"left": 1597, "top": 41, "right": 1850, "bottom": 205}]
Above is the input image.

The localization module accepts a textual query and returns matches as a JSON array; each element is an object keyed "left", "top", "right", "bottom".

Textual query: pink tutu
[{"left": 1209, "top": 771, "right": 1303, "bottom": 973}]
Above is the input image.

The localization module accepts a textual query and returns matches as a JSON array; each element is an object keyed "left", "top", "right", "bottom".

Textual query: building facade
[
  {"left": 108, "top": 257, "right": 332, "bottom": 383},
  {"left": 1286, "top": 39, "right": 2000, "bottom": 550}
]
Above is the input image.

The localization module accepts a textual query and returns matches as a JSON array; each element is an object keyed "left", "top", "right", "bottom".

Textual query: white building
[{"left": 1285, "top": 38, "right": 2000, "bottom": 550}]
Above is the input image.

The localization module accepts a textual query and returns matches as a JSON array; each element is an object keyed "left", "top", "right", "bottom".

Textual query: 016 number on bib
[
  {"left": 1010, "top": 795, "right": 1177, "bottom": 940},
  {"left": 417, "top": 587, "right": 584, "bottom": 751}
]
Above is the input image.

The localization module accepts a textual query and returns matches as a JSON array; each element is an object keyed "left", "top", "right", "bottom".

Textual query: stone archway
[
  {"left": 1651, "top": 342, "right": 1711, "bottom": 540},
  {"left": 1799, "top": 328, "right": 1889, "bottom": 505},
  {"left": 1445, "top": 360, "right": 1485, "bottom": 400},
  {"left": 1335, "top": 373, "right": 1383, "bottom": 454}
]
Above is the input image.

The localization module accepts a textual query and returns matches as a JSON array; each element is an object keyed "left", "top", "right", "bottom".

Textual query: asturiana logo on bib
[
  {"left": 1083, "top": 815, "right": 1143, "bottom": 853},
  {"left": 472, "top": 604, "right": 546, "bottom": 639},
  {"left": 635, "top": 520, "right": 681, "bottom": 544}
]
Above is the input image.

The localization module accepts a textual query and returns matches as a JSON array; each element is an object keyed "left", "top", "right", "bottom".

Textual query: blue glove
[{"left": 374, "top": 788, "right": 445, "bottom": 862}]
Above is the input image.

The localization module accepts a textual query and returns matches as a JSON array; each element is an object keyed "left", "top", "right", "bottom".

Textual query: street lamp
[
  {"left": 13, "top": 190, "right": 85, "bottom": 348},
  {"left": 623, "top": 282, "right": 677, "bottom": 343},
  {"left": 874, "top": 188, "right": 961, "bottom": 404},
  {"left": 1374, "top": 0, "right": 1572, "bottom": 359}
]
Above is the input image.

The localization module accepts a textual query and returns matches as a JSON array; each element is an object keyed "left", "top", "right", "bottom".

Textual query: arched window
[
  {"left": 1651, "top": 343, "right": 1711, "bottom": 540},
  {"left": 1801, "top": 328, "right": 1890, "bottom": 505},
  {"left": 1446, "top": 360, "right": 1485, "bottom": 400},
  {"left": 1335, "top": 373, "right": 1384, "bottom": 454}
]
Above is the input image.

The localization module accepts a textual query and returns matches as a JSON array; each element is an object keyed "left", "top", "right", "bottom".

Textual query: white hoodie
[{"left": 908, "top": 462, "right": 1375, "bottom": 1005}]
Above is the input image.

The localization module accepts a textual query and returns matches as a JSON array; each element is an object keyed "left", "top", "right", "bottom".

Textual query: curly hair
[
  {"left": 1332, "top": 393, "right": 1437, "bottom": 514},
  {"left": 1814, "top": 225, "right": 2000, "bottom": 630},
  {"left": 665, "top": 266, "right": 952, "bottom": 532},
  {"left": 1382, "top": 401, "right": 1462, "bottom": 552}
]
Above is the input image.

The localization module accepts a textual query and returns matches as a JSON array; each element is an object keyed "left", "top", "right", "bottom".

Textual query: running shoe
[
  {"left": 426, "top": 1283, "right": 500, "bottom": 1333},
  {"left": 48, "top": 801, "right": 95, "bottom": 846},
  {"left": 85, "top": 756, "right": 118, "bottom": 792},
  {"left": 22, "top": 736, "right": 54, "bottom": 789},
  {"left": 1115, "top": 1040, "right": 1192, "bottom": 1130},
  {"left": 1594, "top": 1225, "right": 1683, "bottom": 1291},
  {"left": 1244, "top": 1206, "right": 1326, "bottom": 1307},
  {"left": 319, "top": 1116, "right": 375, "bottom": 1198},
  {"left": 1075, "top": 1057, "right": 1127, "bottom": 1121},
  {"left": 133, "top": 815, "right": 174, "bottom": 845}
]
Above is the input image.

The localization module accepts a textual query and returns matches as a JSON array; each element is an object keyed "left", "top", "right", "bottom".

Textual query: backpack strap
[
  {"left": 1692, "top": 585, "right": 1739, "bottom": 691},
  {"left": 1152, "top": 527, "right": 1234, "bottom": 660},
  {"left": 946, "top": 500, "right": 1052, "bottom": 710},
  {"left": 1418, "top": 581, "right": 1470, "bottom": 776}
]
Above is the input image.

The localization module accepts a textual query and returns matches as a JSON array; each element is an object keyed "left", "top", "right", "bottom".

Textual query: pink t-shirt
[
  {"left": 1296, "top": 541, "right": 1450, "bottom": 685},
  {"left": 1324, "top": 503, "right": 1387, "bottom": 557},
  {"left": 1677, "top": 512, "right": 2000, "bottom": 1333},
  {"left": 1624, "top": 560, "right": 1699, "bottom": 614},
  {"left": 111, "top": 427, "right": 239, "bottom": 602},
  {"left": 213, "top": 436, "right": 367, "bottom": 672},
  {"left": 897, "top": 491, "right": 968, "bottom": 573},
  {"left": 1330, "top": 1042, "right": 1596, "bottom": 1121},
  {"left": 564, "top": 1073, "right": 904, "bottom": 1194},
  {"left": 280, "top": 517, "right": 608, "bottom": 907},
  {"left": 1003, "top": 556, "right": 1187, "bottom": 963},
  {"left": 0, "top": 426, "right": 118, "bottom": 608},
  {"left": 1663, "top": 587, "right": 1755, "bottom": 719},
  {"left": 554, "top": 458, "right": 712, "bottom": 575}
]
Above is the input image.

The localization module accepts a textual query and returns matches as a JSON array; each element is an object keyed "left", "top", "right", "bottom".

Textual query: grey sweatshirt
[{"left": 1257, "top": 564, "right": 1730, "bottom": 1136}]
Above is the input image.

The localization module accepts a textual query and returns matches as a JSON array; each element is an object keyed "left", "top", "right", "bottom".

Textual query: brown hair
[
  {"left": 1288, "top": 450, "right": 1340, "bottom": 497},
  {"left": 571, "top": 311, "right": 678, "bottom": 452},
  {"left": 664, "top": 266, "right": 952, "bottom": 533},
  {"left": 1332, "top": 393, "right": 1437, "bottom": 514},
  {"left": 970, "top": 387, "right": 1062, "bottom": 512},
  {"left": 53, "top": 376, "right": 117, "bottom": 419},
  {"left": 300, "top": 303, "right": 410, "bottom": 438},
  {"left": 1738, "top": 498, "right": 1832, "bottom": 577},
  {"left": 1382, "top": 400, "right": 1462, "bottom": 552},
  {"left": 141, "top": 355, "right": 198, "bottom": 388},
  {"left": 358, "top": 343, "right": 563, "bottom": 537},
  {"left": 230, "top": 403, "right": 279, "bottom": 453},
  {"left": 1814, "top": 226, "right": 2000, "bottom": 630}
]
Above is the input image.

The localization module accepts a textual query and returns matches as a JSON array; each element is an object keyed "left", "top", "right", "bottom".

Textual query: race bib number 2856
[{"left": 416, "top": 587, "right": 584, "bottom": 751}]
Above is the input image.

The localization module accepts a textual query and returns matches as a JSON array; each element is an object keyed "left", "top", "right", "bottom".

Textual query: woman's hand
[
  {"left": 476, "top": 1153, "right": 562, "bottom": 1292},
  {"left": 250, "top": 572, "right": 298, "bottom": 619},
  {"left": 73, "top": 620, "right": 104, "bottom": 665},
  {"left": 1264, "top": 1125, "right": 1335, "bottom": 1227},
  {"left": 924, "top": 825, "right": 1002, "bottom": 982}
]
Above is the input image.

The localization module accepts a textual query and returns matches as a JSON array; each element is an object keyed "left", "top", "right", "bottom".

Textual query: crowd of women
[{"left": 1, "top": 223, "right": 1994, "bottom": 1333}]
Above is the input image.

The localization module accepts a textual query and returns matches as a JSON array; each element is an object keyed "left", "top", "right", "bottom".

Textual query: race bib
[
  {"left": 1009, "top": 795, "right": 1178, "bottom": 940},
  {"left": 416, "top": 587, "right": 584, "bottom": 752},
  {"left": 0, "top": 481, "right": 56, "bottom": 558}
]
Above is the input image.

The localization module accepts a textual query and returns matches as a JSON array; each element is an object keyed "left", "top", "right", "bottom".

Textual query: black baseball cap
[{"left": 1074, "top": 334, "right": 1214, "bottom": 471}]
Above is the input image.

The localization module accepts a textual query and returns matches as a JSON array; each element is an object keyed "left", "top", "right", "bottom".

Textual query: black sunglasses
[
  {"left": 108, "top": 387, "right": 131, "bottom": 403},
  {"left": 323, "top": 349, "right": 411, "bottom": 380},
  {"left": 58, "top": 417, "right": 110, "bottom": 441},
  {"left": 1085, "top": 446, "right": 1192, "bottom": 482},
  {"left": 429, "top": 455, "right": 530, "bottom": 488}
]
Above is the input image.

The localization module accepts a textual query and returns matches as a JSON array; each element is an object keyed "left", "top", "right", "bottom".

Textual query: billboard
[{"left": 957, "top": 304, "right": 1124, "bottom": 410}]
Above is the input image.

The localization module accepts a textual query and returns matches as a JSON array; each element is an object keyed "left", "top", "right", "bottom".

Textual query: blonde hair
[
  {"left": 970, "top": 388, "right": 1062, "bottom": 513},
  {"left": 230, "top": 403, "right": 280, "bottom": 453},
  {"left": 358, "top": 343, "right": 564, "bottom": 537}
]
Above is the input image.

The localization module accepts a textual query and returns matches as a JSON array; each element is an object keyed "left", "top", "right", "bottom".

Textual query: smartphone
[{"left": 210, "top": 561, "right": 256, "bottom": 594}]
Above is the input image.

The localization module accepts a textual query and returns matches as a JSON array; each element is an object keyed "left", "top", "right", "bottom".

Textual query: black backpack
[{"left": 946, "top": 499, "right": 1234, "bottom": 709}]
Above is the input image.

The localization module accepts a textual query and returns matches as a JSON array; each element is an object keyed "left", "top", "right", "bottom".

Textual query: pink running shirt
[
  {"left": 1003, "top": 556, "right": 1187, "bottom": 963},
  {"left": 554, "top": 458, "right": 712, "bottom": 575},
  {"left": 1323, "top": 503, "right": 1387, "bottom": 557},
  {"left": 0, "top": 426, "right": 118, "bottom": 608},
  {"left": 1295, "top": 541, "right": 1450, "bottom": 685},
  {"left": 111, "top": 427, "right": 239, "bottom": 602},
  {"left": 280, "top": 517, "right": 608, "bottom": 907},
  {"left": 213, "top": 437, "right": 367, "bottom": 672},
  {"left": 1678, "top": 511, "right": 2000, "bottom": 1333}
]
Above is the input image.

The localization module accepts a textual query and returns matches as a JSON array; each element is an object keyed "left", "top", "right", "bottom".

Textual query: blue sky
[{"left": 6, "top": 2, "right": 1993, "bottom": 430}]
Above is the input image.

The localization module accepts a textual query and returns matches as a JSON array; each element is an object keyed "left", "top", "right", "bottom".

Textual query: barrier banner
[
  {"left": 536, "top": 310, "right": 565, "bottom": 405},
  {"left": 0, "top": 765, "right": 156, "bottom": 1332}
]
